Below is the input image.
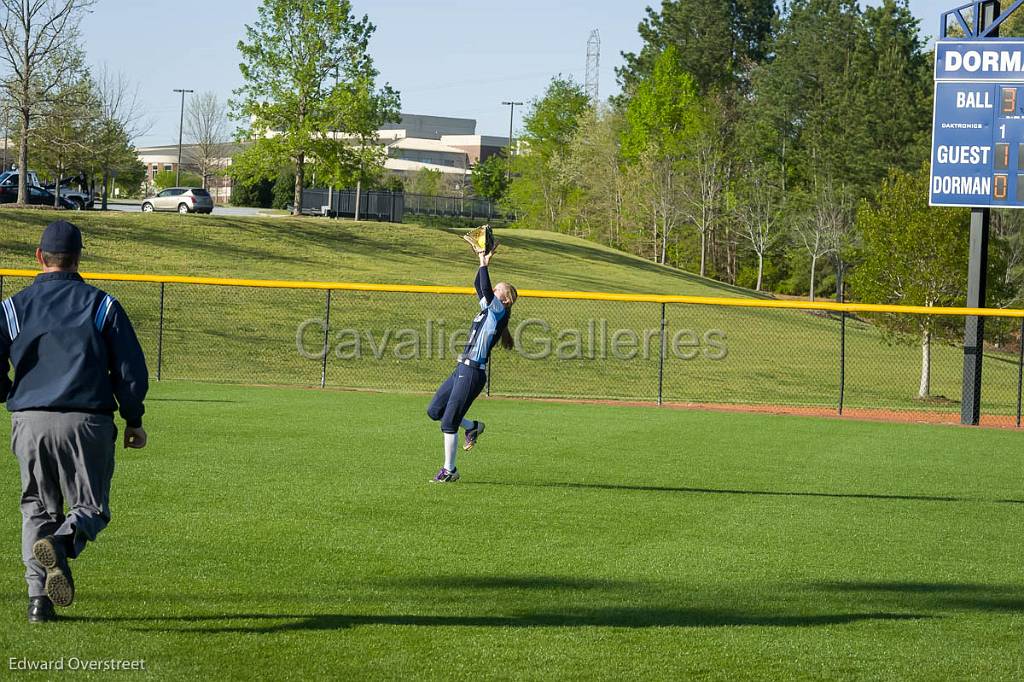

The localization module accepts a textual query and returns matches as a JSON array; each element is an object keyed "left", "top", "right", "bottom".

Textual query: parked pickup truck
[{"left": 0, "top": 170, "right": 93, "bottom": 209}]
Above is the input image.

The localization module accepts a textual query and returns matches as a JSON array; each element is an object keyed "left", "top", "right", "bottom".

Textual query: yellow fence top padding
[{"left": 2, "top": 268, "right": 1024, "bottom": 318}]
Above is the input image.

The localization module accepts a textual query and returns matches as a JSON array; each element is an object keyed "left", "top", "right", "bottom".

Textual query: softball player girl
[{"left": 426, "top": 247, "right": 517, "bottom": 482}]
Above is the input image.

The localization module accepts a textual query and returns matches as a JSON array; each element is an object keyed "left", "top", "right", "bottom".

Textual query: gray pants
[{"left": 11, "top": 411, "right": 117, "bottom": 598}]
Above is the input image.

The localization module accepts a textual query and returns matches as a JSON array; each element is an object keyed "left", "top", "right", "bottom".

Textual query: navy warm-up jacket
[{"left": 0, "top": 272, "right": 149, "bottom": 427}]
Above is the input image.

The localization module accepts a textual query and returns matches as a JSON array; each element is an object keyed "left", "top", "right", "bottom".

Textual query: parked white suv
[{"left": 141, "top": 188, "right": 215, "bottom": 214}]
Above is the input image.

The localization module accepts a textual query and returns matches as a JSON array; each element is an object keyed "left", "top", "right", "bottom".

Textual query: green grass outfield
[
  {"left": 1, "top": 382, "right": 1023, "bottom": 679},
  {"left": 0, "top": 209, "right": 1020, "bottom": 415}
]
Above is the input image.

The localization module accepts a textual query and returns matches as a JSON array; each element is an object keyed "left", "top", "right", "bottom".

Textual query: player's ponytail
[{"left": 499, "top": 327, "right": 515, "bottom": 350}]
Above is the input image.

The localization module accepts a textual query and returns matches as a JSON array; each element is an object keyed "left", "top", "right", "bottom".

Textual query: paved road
[{"left": 103, "top": 202, "right": 269, "bottom": 217}]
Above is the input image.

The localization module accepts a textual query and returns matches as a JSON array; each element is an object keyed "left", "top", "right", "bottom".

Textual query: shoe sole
[
  {"left": 32, "top": 539, "right": 74, "bottom": 607},
  {"left": 463, "top": 424, "right": 485, "bottom": 451},
  {"left": 44, "top": 570, "right": 74, "bottom": 607}
]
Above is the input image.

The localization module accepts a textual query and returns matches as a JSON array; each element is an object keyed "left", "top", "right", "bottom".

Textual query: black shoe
[
  {"left": 32, "top": 536, "right": 74, "bottom": 607},
  {"left": 28, "top": 596, "right": 56, "bottom": 623}
]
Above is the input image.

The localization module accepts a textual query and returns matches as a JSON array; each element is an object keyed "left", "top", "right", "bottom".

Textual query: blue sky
[{"left": 82, "top": 1, "right": 936, "bottom": 147}]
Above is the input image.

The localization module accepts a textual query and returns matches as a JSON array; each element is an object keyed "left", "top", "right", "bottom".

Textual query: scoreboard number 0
[{"left": 994, "top": 174, "right": 1009, "bottom": 201}]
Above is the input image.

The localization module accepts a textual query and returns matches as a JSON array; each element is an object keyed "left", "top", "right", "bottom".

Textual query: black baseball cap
[{"left": 39, "top": 220, "right": 83, "bottom": 253}]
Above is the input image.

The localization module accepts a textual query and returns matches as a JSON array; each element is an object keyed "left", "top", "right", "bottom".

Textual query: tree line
[{"left": 474, "top": 0, "right": 1024, "bottom": 398}]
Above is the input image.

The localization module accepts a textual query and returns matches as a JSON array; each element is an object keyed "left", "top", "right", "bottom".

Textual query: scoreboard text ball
[{"left": 931, "top": 40, "right": 1024, "bottom": 208}]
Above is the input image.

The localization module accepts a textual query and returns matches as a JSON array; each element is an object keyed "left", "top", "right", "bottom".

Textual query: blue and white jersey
[
  {"left": 461, "top": 266, "right": 510, "bottom": 366},
  {"left": 463, "top": 296, "right": 508, "bottom": 365}
]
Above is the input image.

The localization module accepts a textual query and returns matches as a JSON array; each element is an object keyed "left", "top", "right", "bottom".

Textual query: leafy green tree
[
  {"left": 0, "top": 0, "right": 94, "bottom": 204},
  {"left": 153, "top": 170, "right": 203, "bottom": 190},
  {"left": 406, "top": 167, "right": 444, "bottom": 196},
  {"left": 110, "top": 161, "right": 146, "bottom": 199},
  {"left": 997, "top": 4, "right": 1024, "bottom": 36},
  {"left": 505, "top": 76, "right": 592, "bottom": 231},
  {"left": 31, "top": 55, "right": 94, "bottom": 207},
  {"left": 231, "top": 0, "right": 399, "bottom": 215},
  {"left": 378, "top": 173, "right": 404, "bottom": 192},
  {"left": 231, "top": 176, "right": 274, "bottom": 208},
  {"left": 314, "top": 74, "right": 397, "bottom": 214},
  {"left": 470, "top": 154, "right": 507, "bottom": 201},
  {"left": 743, "top": 0, "right": 929, "bottom": 196},
  {"left": 564, "top": 106, "right": 630, "bottom": 248},
  {"left": 273, "top": 165, "right": 297, "bottom": 209},
  {"left": 849, "top": 166, "right": 991, "bottom": 399},
  {"left": 622, "top": 48, "right": 705, "bottom": 264},
  {"left": 851, "top": 0, "right": 932, "bottom": 181},
  {"left": 617, "top": 0, "right": 775, "bottom": 97}
]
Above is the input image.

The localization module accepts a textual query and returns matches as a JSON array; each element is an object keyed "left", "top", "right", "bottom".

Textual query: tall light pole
[
  {"left": 501, "top": 101, "right": 522, "bottom": 183},
  {"left": 173, "top": 88, "right": 194, "bottom": 186}
]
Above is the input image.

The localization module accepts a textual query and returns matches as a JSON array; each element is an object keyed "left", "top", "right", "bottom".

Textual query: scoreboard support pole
[
  {"left": 961, "top": 208, "right": 990, "bottom": 425},
  {"left": 956, "top": 0, "right": 999, "bottom": 426}
]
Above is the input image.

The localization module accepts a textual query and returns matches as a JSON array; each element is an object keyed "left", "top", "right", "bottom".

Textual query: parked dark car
[
  {"left": 0, "top": 184, "right": 78, "bottom": 209},
  {"left": 0, "top": 170, "right": 93, "bottom": 208}
]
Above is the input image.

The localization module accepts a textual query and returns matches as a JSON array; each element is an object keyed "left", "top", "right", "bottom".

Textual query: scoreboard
[{"left": 931, "top": 40, "right": 1024, "bottom": 208}]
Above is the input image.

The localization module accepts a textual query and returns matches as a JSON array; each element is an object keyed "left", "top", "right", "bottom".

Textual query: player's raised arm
[{"left": 475, "top": 249, "right": 496, "bottom": 303}]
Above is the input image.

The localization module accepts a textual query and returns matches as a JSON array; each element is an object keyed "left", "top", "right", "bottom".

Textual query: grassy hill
[
  {"left": 0, "top": 209, "right": 1019, "bottom": 420},
  {"left": 0, "top": 210, "right": 753, "bottom": 297}
]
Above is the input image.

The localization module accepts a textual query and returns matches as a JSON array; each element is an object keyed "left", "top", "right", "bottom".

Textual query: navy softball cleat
[
  {"left": 430, "top": 467, "right": 460, "bottom": 483},
  {"left": 463, "top": 421, "right": 485, "bottom": 451}
]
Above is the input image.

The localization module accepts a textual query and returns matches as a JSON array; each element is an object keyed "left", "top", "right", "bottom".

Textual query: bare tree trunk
[
  {"left": 756, "top": 252, "right": 764, "bottom": 292},
  {"left": 17, "top": 106, "right": 28, "bottom": 204},
  {"left": 918, "top": 328, "right": 931, "bottom": 399},
  {"left": 699, "top": 230, "right": 706, "bottom": 277},
  {"left": 293, "top": 152, "right": 304, "bottom": 216},
  {"left": 54, "top": 167, "right": 61, "bottom": 208},
  {"left": 809, "top": 253, "right": 817, "bottom": 302},
  {"left": 661, "top": 218, "right": 667, "bottom": 265}
]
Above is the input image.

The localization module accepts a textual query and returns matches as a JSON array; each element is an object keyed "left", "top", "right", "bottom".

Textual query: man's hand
[{"left": 124, "top": 426, "right": 148, "bottom": 449}]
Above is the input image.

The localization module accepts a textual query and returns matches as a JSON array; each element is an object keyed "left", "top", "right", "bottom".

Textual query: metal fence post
[
  {"left": 1017, "top": 317, "right": 1023, "bottom": 428},
  {"left": 838, "top": 310, "right": 846, "bottom": 415},
  {"left": 321, "top": 290, "right": 332, "bottom": 389},
  {"left": 658, "top": 303, "right": 666, "bottom": 405},
  {"left": 838, "top": 276, "right": 846, "bottom": 416},
  {"left": 0, "top": 274, "right": 4, "bottom": 300},
  {"left": 156, "top": 282, "right": 165, "bottom": 381}
]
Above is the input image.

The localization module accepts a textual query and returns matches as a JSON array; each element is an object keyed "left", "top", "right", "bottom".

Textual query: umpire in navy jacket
[{"left": 0, "top": 220, "right": 149, "bottom": 623}]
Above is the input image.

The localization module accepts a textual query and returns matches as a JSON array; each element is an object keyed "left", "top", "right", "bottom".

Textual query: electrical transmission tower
[{"left": 585, "top": 29, "right": 600, "bottom": 104}]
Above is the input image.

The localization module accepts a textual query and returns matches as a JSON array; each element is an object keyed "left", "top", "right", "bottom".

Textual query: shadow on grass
[
  {"left": 60, "top": 579, "right": 1024, "bottom": 634},
  {"left": 388, "top": 575, "right": 624, "bottom": 591},
  {"left": 147, "top": 398, "right": 243, "bottom": 404},
  {"left": 467, "top": 480, "right": 967, "bottom": 503},
  {"left": 816, "top": 582, "right": 1024, "bottom": 613},
  {"left": 79, "top": 609, "right": 925, "bottom": 634}
]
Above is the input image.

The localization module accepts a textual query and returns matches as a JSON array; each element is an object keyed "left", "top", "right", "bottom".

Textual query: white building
[{"left": 135, "top": 114, "right": 509, "bottom": 203}]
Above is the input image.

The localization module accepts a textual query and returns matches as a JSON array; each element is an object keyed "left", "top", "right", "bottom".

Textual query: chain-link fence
[{"left": 3, "top": 270, "right": 1023, "bottom": 427}]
